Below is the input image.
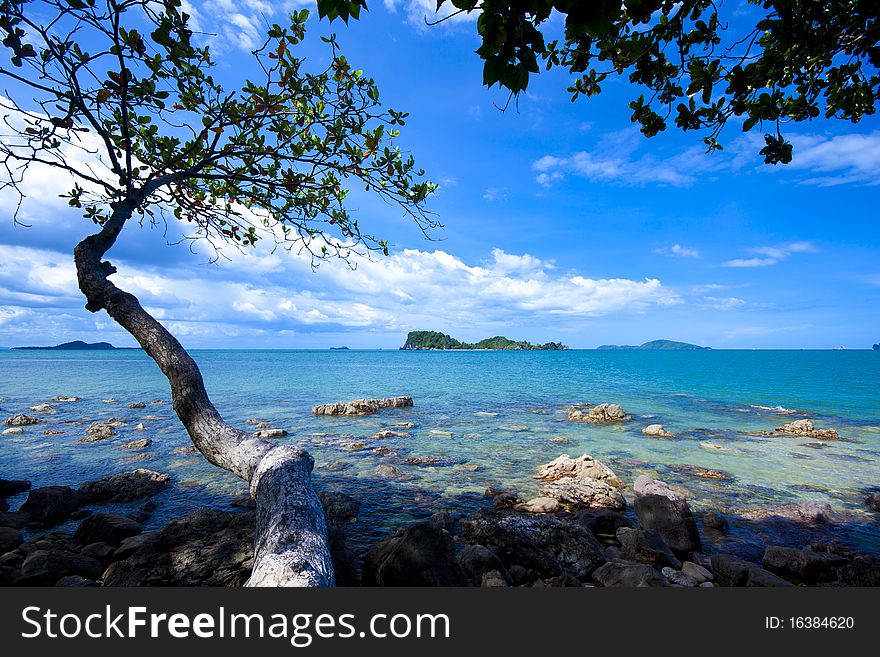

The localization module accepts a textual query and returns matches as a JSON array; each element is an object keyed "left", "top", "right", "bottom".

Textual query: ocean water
[{"left": 1, "top": 348, "right": 879, "bottom": 560}]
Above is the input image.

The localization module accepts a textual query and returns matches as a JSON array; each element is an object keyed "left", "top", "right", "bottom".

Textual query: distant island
[
  {"left": 330, "top": 346, "right": 350, "bottom": 350},
  {"left": 13, "top": 340, "right": 122, "bottom": 351},
  {"left": 874, "top": 343, "right": 879, "bottom": 351},
  {"left": 596, "top": 339, "right": 711, "bottom": 351},
  {"left": 401, "top": 330, "right": 568, "bottom": 351}
]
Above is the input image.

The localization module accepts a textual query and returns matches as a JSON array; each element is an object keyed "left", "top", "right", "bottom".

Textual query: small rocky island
[
  {"left": 401, "top": 330, "right": 568, "bottom": 351},
  {"left": 13, "top": 341, "right": 122, "bottom": 351},
  {"left": 596, "top": 339, "right": 711, "bottom": 351}
]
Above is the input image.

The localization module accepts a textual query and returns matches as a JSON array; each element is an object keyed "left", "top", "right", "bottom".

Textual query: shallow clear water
[{"left": 1, "top": 349, "right": 879, "bottom": 559}]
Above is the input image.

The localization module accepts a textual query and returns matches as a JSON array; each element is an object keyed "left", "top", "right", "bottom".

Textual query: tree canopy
[
  {"left": 0, "top": 0, "right": 436, "bottom": 258},
  {"left": 318, "top": 0, "right": 880, "bottom": 164}
]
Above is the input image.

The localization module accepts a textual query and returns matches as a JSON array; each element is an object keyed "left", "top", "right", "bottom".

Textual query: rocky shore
[{"left": 2, "top": 397, "right": 879, "bottom": 587}]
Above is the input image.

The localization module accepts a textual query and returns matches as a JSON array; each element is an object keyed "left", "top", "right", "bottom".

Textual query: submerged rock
[
  {"left": 372, "top": 429, "right": 410, "bottom": 439},
  {"left": 4, "top": 414, "right": 40, "bottom": 426},
  {"left": 313, "top": 396, "right": 414, "bottom": 416},
  {"left": 642, "top": 424, "right": 673, "bottom": 437},
  {"left": 77, "top": 422, "right": 117, "bottom": 443},
  {"left": 79, "top": 469, "right": 170, "bottom": 504},
  {"left": 253, "top": 428, "right": 288, "bottom": 439},
  {"left": 567, "top": 403, "right": 629, "bottom": 423},
  {"left": 29, "top": 403, "right": 55, "bottom": 413},
  {"left": 51, "top": 396, "right": 80, "bottom": 403},
  {"left": 121, "top": 438, "right": 152, "bottom": 450},
  {"left": 361, "top": 521, "right": 466, "bottom": 587}
]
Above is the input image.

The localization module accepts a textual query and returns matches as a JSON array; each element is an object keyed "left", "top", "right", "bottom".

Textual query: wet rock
[
  {"left": 795, "top": 501, "right": 836, "bottom": 524},
  {"left": 514, "top": 496, "right": 561, "bottom": 514},
  {"left": 633, "top": 495, "right": 701, "bottom": 556},
  {"left": 540, "top": 477, "right": 626, "bottom": 511},
  {"left": 536, "top": 454, "right": 624, "bottom": 488},
  {"left": 592, "top": 561, "right": 668, "bottom": 587},
  {"left": 319, "top": 491, "right": 360, "bottom": 523},
  {"left": 0, "top": 478, "right": 31, "bottom": 497},
  {"left": 20, "top": 486, "right": 81, "bottom": 523},
  {"left": 30, "top": 403, "right": 55, "bottom": 413},
  {"left": 320, "top": 492, "right": 360, "bottom": 587},
  {"left": 362, "top": 521, "right": 467, "bottom": 586},
  {"left": 492, "top": 492, "right": 520, "bottom": 509},
  {"left": 762, "top": 546, "right": 843, "bottom": 584},
  {"left": 77, "top": 422, "right": 116, "bottom": 443},
  {"left": 461, "top": 509, "right": 605, "bottom": 581},
  {"left": 430, "top": 510, "right": 455, "bottom": 531},
  {"left": 79, "top": 469, "right": 171, "bottom": 503},
  {"left": 867, "top": 492, "right": 880, "bottom": 512},
  {"left": 642, "top": 424, "right": 673, "bottom": 437},
  {"left": 0, "top": 526, "right": 23, "bottom": 553},
  {"left": 80, "top": 542, "right": 117, "bottom": 563},
  {"left": 458, "top": 544, "right": 511, "bottom": 585},
  {"left": 681, "top": 561, "right": 713, "bottom": 583},
  {"left": 662, "top": 567, "right": 699, "bottom": 587},
  {"left": 313, "top": 396, "right": 414, "bottom": 416},
  {"left": 702, "top": 511, "right": 729, "bottom": 532},
  {"left": 253, "top": 428, "right": 288, "bottom": 439},
  {"left": 21, "top": 549, "right": 103, "bottom": 583},
  {"left": 0, "top": 511, "right": 28, "bottom": 529},
  {"left": 710, "top": 554, "right": 793, "bottom": 587},
  {"left": 616, "top": 527, "right": 681, "bottom": 569},
  {"left": 390, "top": 422, "right": 415, "bottom": 429},
  {"left": 43, "top": 429, "right": 64, "bottom": 436},
  {"left": 374, "top": 464, "right": 400, "bottom": 478},
  {"left": 173, "top": 445, "right": 198, "bottom": 456},
  {"left": 75, "top": 513, "right": 141, "bottom": 547},
  {"left": 51, "top": 396, "right": 80, "bottom": 403},
  {"left": 55, "top": 575, "right": 98, "bottom": 587},
  {"left": 567, "top": 403, "right": 628, "bottom": 423},
  {"left": 0, "top": 500, "right": 5, "bottom": 512},
  {"left": 128, "top": 402, "right": 146, "bottom": 409},
  {"left": 576, "top": 509, "right": 634, "bottom": 536},
  {"left": 403, "top": 456, "right": 445, "bottom": 466},
  {"left": 836, "top": 555, "right": 880, "bottom": 586},
  {"left": 113, "top": 533, "right": 159, "bottom": 561},
  {"left": 373, "top": 429, "right": 410, "bottom": 439},
  {"left": 5, "top": 414, "right": 40, "bottom": 426},
  {"left": 102, "top": 509, "right": 254, "bottom": 586},
  {"left": 121, "top": 438, "right": 152, "bottom": 450},
  {"left": 772, "top": 419, "right": 839, "bottom": 440},
  {"left": 2, "top": 427, "right": 23, "bottom": 435},
  {"left": 633, "top": 475, "right": 688, "bottom": 502}
]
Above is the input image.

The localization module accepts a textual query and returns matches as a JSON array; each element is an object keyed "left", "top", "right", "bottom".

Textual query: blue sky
[{"left": 1, "top": 1, "right": 879, "bottom": 349}]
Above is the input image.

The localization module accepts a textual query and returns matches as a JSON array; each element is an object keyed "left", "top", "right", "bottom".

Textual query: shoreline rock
[
  {"left": 313, "top": 396, "right": 413, "bottom": 416},
  {"left": 567, "top": 403, "right": 629, "bottom": 424}
]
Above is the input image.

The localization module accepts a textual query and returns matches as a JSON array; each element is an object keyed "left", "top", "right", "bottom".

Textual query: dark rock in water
[
  {"left": 121, "top": 438, "right": 152, "bottom": 450},
  {"left": 458, "top": 544, "right": 511, "bottom": 585},
  {"left": 362, "top": 521, "right": 467, "bottom": 587},
  {"left": 702, "top": 511, "right": 729, "bottom": 532},
  {"left": 795, "top": 501, "right": 836, "bottom": 524},
  {"left": 75, "top": 513, "right": 141, "bottom": 547},
  {"left": 79, "top": 469, "right": 170, "bottom": 503},
  {"left": 762, "top": 546, "right": 845, "bottom": 584},
  {"left": 492, "top": 492, "right": 520, "bottom": 509},
  {"left": 21, "top": 549, "right": 103, "bottom": 583},
  {"left": 320, "top": 491, "right": 361, "bottom": 587},
  {"left": 20, "top": 486, "right": 81, "bottom": 524},
  {"left": 836, "top": 555, "right": 880, "bottom": 587},
  {"left": 0, "top": 526, "right": 23, "bottom": 553},
  {"left": 460, "top": 509, "right": 605, "bottom": 581},
  {"left": 0, "top": 478, "right": 31, "bottom": 497},
  {"left": 710, "top": 553, "right": 793, "bottom": 587},
  {"left": 55, "top": 575, "right": 98, "bottom": 587},
  {"left": 0, "top": 499, "right": 6, "bottom": 513},
  {"left": 507, "top": 564, "right": 536, "bottom": 586},
  {"left": 430, "top": 510, "right": 455, "bottom": 531},
  {"left": 577, "top": 508, "right": 634, "bottom": 536},
  {"left": 230, "top": 493, "right": 256, "bottom": 509},
  {"left": 592, "top": 561, "right": 668, "bottom": 587},
  {"left": 113, "top": 533, "right": 159, "bottom": 561},
  {"left": 616, "top": 527, "right": 681, "bottom": 569},
  {"left": 4, "top": 413, "right": 39, "bottom": 426},
  {"left": 867, "top": 492, "right": 880, "bottom": 513},
  {"left": 102, "top": 509, "right": 254, "bottom": 586},
  {"left": 634, "top": 495, "right": 701, "bottom": 556}
]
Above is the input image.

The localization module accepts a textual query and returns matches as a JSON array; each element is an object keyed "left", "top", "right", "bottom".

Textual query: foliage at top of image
[
  {"left": 0, "top": 0, "right": 437, "bottom": 260},
  {"left": 319, "top": 0, "right": 880, "bottom": 165}
]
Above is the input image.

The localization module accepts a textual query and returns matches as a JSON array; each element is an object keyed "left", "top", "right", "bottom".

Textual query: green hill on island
[
  {"left": 13, "top": 340, "right": 120, "bottom": 350},
  {"left": 401, "top": 331, "right": 568, "bottom": 351},
  {"left": 596, "top": 339, "right": 711, "bottom": 351}
]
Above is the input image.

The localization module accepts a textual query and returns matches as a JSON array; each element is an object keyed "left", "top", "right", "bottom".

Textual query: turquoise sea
[{"left": 1, "top": 349, "right": 879, "bottom": 560}]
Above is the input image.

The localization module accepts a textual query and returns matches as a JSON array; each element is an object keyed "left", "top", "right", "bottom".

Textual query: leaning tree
[
  {"left": 320, "top": 0, "right": 879, "bottom": 163},
  {"left": 0, "top": 0, "right": 435, "bottom": 586}
]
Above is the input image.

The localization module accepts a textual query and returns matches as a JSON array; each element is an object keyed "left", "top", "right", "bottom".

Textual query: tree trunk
[{"left": 73, "top": 194, "right": 334, "bottom": 587}]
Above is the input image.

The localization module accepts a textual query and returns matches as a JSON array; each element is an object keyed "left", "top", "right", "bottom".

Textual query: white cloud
[
  {"left": 383, "top": 0, "right": 475, "bottom": 28},
  {"left": 701, "top": 296, "right": 746, "bottom": 311},
  {"left": 482, "top": 187, "right": 508, "bottom": 202},
  {"left": 787, "top": 132, "right": 880, "bottom": 186},
  {"left": 724, "top": 241, "right": 818, "bottom": 268},
  {"left": 654, "top": 244, "right": 700, "bottom": 258}
]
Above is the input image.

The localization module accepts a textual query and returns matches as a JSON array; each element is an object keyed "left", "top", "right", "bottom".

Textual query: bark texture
[{"left": 73, "top": 187, "right": 334, "bottom": 586}]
